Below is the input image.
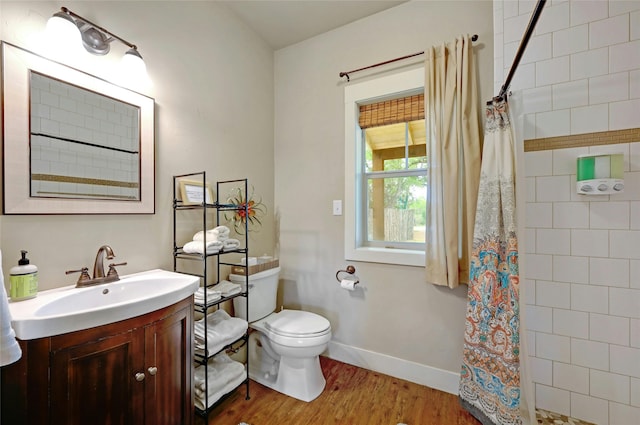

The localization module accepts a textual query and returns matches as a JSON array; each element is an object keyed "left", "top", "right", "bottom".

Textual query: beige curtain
[{"left": 425, "top": 34, "right": 482, "bottom": 289}]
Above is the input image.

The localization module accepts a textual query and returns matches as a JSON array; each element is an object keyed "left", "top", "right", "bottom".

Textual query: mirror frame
[{"left": 1, "top": 42, "right": 155, "bottom": 214}]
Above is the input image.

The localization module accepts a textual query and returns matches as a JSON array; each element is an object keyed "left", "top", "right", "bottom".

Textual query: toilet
[{"left": 230, "top": 267, "right": 332, "bottom": 402}]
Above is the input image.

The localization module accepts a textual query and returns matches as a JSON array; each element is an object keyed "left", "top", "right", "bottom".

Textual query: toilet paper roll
[{"left": 340, "top": 279, "right": 355, "bottom": 291}]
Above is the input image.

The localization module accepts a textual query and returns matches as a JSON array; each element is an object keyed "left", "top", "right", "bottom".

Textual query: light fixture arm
[{"left": 59, "top": 6, "right": 138, "bottom": 51}]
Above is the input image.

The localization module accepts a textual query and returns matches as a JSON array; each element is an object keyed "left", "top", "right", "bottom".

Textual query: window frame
[{"left": 344, "top": 68, "right": 426, "bottom": 267}]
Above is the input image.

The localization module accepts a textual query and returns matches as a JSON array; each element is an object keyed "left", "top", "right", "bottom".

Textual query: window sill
[{"left": 345, "top": 246, "right": 425, "bottom": 267}]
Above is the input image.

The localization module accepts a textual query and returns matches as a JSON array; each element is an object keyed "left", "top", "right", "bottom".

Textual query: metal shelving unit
[{"left": 172, "top": 172, "right": 250, "bottom": 418}]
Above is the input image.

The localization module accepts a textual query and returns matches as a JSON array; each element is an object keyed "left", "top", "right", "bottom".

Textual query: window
[
  {"left": 362, "top": 105, "right": 426, "bottom": 248},
  {"left": 344, "top": 68, "right": 426, "bottom": 266}
]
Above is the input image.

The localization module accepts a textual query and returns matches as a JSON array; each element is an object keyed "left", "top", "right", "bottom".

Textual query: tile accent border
[
  {"left": 31, "top": 174, "right": 139, "bottom": 188},
  {"left": 524, "top": 128, "right": 640, "bottom": 152},
  {"left": 536, "top": 408, "right": 596, "bottom": 425}
]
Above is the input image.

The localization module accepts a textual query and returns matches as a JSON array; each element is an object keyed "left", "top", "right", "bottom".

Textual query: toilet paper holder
[{"left": 336, "top": 265, "right": 359, "bottom": 286}]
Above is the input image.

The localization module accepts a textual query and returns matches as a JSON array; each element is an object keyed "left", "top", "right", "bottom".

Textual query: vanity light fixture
[{"left": 47, "top": 7, "right": 147, "bottom": 75}]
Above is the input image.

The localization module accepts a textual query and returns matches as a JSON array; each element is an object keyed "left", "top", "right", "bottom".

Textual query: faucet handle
[
  {"left": 107, "top": 262, "right": 128, "bottom": 278},
  {"left": 66, "top": 267, "right": 91, "bottom": 285}
]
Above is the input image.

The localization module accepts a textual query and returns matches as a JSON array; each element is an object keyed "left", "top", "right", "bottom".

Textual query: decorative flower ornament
[{"left": 224, "top": 186, "right": 266, "bottom": 234}]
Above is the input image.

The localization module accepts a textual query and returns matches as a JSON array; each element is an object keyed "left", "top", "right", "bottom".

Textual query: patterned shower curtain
[{"left": 459, "top": 98, "right": 522, "bottom": 425}]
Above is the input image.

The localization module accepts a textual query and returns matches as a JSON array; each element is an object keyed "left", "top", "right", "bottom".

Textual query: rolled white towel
[
  {"left": 193, "top": 230, "right": 216, "bottom": 242},
  {"left": 222, "top": 238, "right": 241, "bottom": 251},
  {"left": 183, "top": 240, "right": 223, "bottom": 255},
  {"left": 193, "top": 230, "right": 230, "bottom": 242},
  {"left": 213, "top": 226, "right": 230, "bottom": 237}
]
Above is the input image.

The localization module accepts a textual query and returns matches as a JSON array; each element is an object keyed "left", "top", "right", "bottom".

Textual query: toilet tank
[{"left": 230, "top": 266, "right": 280, "bottom": 322}]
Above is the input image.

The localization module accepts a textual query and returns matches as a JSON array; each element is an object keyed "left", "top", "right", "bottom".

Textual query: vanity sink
[{"left": 9, "top": 269, "right": 199, "bottom": 340}]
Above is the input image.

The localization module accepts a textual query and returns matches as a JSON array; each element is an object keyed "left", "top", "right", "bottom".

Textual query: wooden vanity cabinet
[{"left": 1, "top": 296, "right": 194, "bottom": 425}]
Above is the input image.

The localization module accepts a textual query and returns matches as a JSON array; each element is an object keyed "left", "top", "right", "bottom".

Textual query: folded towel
[
  {"left": 194, "top": 310, "right": 247, "bottom": 355},
  {"left": 193, "top": 320, "right": 247, "bottom": 349},
  {"left": 194, "top": 352, "right": 240, "bottom": 387},
  {"left": 222, "top": 238, "right": 241, "bottom": 251},
  {"left": 194, "top": 287, "right": 222, "bottom": 303},
  {"left": 194, "top": 353, "right": 245, "bottom": 410},
  {"left": 193, "top": 229, "right": 229, "bottom": 242},
  {"left": 211, "top": 280, "right": 242, "bottom": 296},
  {"left": 183, "top": 240, "right": 223, "bottom": 255},
  {"left": 195, "top": 368, "right": 244, "bottom": 406}
]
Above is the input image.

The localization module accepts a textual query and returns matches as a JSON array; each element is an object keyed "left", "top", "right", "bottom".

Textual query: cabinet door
[
  {"left": 144, "top": 304, "right": 193, "bottom": 425},
  {"left": 50, "top": 329, "right": 145, "bottom": 425}
]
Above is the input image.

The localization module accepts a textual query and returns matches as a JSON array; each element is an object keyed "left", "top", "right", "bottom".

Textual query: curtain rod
[
  {"left": 339, "top": 34, "right": 478, "bottom": 82},
  {"left": 491, "top": 0, "right": 547, "bottom": 103}
]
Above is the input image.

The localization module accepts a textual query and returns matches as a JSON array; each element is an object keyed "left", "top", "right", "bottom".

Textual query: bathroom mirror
[{"left": 1, "top": 42, "right": 155, "bottom": 214}]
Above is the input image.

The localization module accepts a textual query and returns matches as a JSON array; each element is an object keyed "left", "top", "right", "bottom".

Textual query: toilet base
[{"left": 248, "top": 333, "right": 326, "bottom": 402}]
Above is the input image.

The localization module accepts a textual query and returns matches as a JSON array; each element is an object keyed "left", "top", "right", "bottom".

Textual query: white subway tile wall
[
  {"left": 523, "top": 95, "right": 640, "bottom": 425},
  {"left": 29, "top": 73, "right": 140, "bottom": 200},
  {"left": 536, "top": 383, "right": 572, "bottom": 416},
  {"left": 571, "top": 393, "right": 610, "bottom": 425},
  {"left": 631, "top": 319, "right": 640, "bottom": 347},
  {"left": 495, "top": 1, "right": 640, "bottom": 423}
]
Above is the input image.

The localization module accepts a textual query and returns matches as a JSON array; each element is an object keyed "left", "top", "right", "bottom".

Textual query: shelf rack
[{"left": 172, "top": 172, "right": 251, "bottom": 418}]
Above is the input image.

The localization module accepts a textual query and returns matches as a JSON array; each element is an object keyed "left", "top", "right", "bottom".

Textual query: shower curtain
[{"left": 459, "top": 98, "right": 527, "bottom": 425}]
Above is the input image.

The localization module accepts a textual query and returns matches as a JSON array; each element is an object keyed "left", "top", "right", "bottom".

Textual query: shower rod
[{"left": 492, "top": 0, "right": 547, "bottom": 103}]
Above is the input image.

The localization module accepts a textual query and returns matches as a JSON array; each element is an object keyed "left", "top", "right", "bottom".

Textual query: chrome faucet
[
  {"left": 93, "top": 245, "right": 115, "bottom": 279},
  {"left": 66, "top": 245, "right": 127, "bottom": 287}
]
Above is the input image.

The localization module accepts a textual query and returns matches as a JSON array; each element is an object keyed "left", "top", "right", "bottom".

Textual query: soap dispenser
[{"left": 9, "top": 250, "right": 38, "bottom": 301}]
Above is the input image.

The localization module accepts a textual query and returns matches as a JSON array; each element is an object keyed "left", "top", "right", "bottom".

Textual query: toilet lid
[{"left": 265, "top": 310, "right": 330, "bottom": 337}]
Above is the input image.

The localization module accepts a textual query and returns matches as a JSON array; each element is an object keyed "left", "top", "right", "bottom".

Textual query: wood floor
[{"left": 196, "top": 356, "right": 480, "bottom": 425}]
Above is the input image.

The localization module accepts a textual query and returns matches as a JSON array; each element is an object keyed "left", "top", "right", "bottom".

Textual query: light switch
[{"left": 332, "top": 200, "right": 342, "bottom": 216}]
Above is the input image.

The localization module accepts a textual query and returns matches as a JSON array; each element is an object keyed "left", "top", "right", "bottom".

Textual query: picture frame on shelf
[{"left": 178, "top": 179, "right": 214, "bottom": 205}]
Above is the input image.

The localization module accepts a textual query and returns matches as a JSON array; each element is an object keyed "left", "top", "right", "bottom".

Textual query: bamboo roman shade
[{"left": 358, "top": 94, "right": 424, "bottom": 129}]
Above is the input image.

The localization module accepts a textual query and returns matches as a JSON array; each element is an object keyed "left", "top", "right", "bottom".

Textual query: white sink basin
[{"left": 9, "top": 269, "right": 199, "bottom": 340}]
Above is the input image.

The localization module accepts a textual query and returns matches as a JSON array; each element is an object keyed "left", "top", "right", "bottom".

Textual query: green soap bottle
[{"left": 9, "top": 250, "right": 38, "bottom": 301}]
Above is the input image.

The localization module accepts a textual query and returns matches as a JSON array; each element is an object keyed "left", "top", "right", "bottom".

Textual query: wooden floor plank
[{"left": 197, "top": 356, "right": 479, "bottom": 425}]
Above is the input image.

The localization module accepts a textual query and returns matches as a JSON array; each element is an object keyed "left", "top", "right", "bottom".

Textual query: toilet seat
[
  {"left": 251, "top": 310, "right": 331, "bottom": 347},
  {"left": 265, "top": 310, "right": 330, "bottom": 338}
]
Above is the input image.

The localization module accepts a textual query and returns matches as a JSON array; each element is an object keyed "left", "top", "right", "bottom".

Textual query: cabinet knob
[
  {"left": 135, "top": 372, "right": 145, "bottom": 382},
  {"left": 147, "top": 366, "right": 158, "bottom": 376}
]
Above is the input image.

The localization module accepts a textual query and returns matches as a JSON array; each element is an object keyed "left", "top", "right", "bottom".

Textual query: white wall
[
  {"left": 494, "top": 1, "right": 640, "bottom": 424},
  {"left": 274, "top": 0, "right": 494, "bottom": 389},
  {"left": 0, "top": 1, "right": 276, "bottom": 289}
]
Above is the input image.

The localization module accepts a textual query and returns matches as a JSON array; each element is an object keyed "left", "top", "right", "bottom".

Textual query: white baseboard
[{"left": 325, "top": 341, "right": 461, "bottom": 395}]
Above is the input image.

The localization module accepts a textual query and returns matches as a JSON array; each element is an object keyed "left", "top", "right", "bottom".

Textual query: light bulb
[
  {"left": 46, "top": 12, "right": 82, "bottom": 47},
  {"left": 45, "top": 12, "right": 83, "bottom": 57},
  {"left": 122, "top": 49, "right": 146, "bottom": 73},
  {"left": 120, "top": 48, "right": 151, "bottom": 89}
]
